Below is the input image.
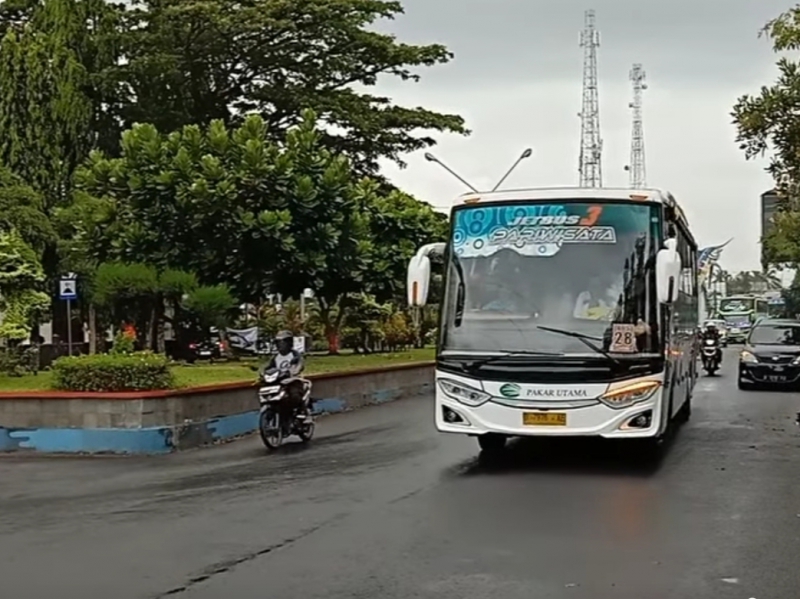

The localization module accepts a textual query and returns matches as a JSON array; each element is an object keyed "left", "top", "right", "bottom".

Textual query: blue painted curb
[{"left": 0, "top": 387, "right": 429, "bottom": 455}]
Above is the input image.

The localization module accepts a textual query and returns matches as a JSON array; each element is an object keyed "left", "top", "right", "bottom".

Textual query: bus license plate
[{"left": 523, "top": 412, "right": 566, "bottom": 426}]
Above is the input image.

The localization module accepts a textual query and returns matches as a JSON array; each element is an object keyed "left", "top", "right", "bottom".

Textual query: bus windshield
[{"left": 441, "top": 201, "right": 661, "bottom": 356}]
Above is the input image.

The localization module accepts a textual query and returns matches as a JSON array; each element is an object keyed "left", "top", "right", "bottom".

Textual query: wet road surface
[{"left": 2, "top": 348, "right": 800, "bottom": 598}]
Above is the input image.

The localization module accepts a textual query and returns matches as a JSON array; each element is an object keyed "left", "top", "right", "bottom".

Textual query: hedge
[{"left": 51, "top": 352, "right": 175, "bottom": 392}]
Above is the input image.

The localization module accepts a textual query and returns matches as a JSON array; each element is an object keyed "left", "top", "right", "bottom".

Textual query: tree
[
  {"left": 0, "top": 228, "right": 50, "bottom": 341},
  {"left": 183, "top": 284, "right": 237, "bottom": 330},
  {"left": 117, "top": 0, "right": 467, "bottom": 175},
  {"left": 0, "top": 0, "right": 128, "bottom": 157},
  {"left": 76, "top": 110, "right": 383, "bottom": 353},
  {"left": 0, "top": 18, "right": 92, "bottom": 214},
  {"left": 366, "top": 189, "right": 448, "bottom": 303},
  {"left": 0, "top": 165, "right": 55, "bottom": 253},
  {"left": 732, "top": 7, "right": 800, "bottom": 266},
  {"left": 92, "top": 261, "right": 159, "bottom": 347}
]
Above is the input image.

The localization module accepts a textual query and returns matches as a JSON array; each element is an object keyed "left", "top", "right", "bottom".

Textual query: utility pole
[
  {"left": 626, "top": 63, "right": 647, "bottom": 188},
  {"left": 578, "top": 9, "right": 602, "bottom": 188}
]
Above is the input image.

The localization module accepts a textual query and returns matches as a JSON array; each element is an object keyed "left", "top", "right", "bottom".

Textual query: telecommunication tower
[
  {"left": 578, "top": 9, "right": 602, "bottom": 187},
  {"left": 626, "top": 63, "right": 647, "bottom": 188}
]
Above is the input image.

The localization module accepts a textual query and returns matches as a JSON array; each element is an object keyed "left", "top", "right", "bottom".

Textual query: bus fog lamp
[
  {"left": 437, "top": 378, "right": 491, "bottom": 407},
  {"left": 599, "top": 380, "right": 660, "bottom": 409},
  {"left": 621, "top": 410, "right": 652, "bottom": 430},
  {"left": 442, "top": 405, "right": 470, "bottom": 425}
]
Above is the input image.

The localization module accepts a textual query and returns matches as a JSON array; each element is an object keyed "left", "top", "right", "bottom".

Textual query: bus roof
[
  {"left": 453, "top": 186, "right": 693, "bottom": 237},
  {"left": 455, "top": 186, "right": 677, "bottom": 205}
]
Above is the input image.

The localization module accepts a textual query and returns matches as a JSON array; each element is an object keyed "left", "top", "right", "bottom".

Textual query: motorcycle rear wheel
[
  {"left": 259, "top": 409, "right": 282, "bottom": 450},
  {"left": 297, "top": 411, "right": 315, "bottom": 443}
]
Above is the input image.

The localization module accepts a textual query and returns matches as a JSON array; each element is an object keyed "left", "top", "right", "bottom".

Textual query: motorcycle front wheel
[{"left": 259, "top": 408, "right": 282, "bottom": 450}]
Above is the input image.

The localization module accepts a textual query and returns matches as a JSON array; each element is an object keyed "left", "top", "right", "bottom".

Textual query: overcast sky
[{"left": 374, "top": 0, "right": 792, "bottom": 273}]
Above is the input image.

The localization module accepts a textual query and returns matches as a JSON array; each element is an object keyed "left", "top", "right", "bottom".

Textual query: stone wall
[{"left": 0, "top": 361, "right": 434, "bottom": 454}]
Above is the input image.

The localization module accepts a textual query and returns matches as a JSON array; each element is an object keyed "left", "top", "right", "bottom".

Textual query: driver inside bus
[
  {"left": 573, "top": 273, "right": 623, "bottom": 320},
  {"left": 476, "top": 250, "right": 529, "bottom": 313},
  {"left": 572, "top": 231, "right": 652, "bottom": 344}
]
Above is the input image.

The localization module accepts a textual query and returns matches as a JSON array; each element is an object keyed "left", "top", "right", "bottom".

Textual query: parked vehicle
[
  {"left": 257, "top": 366, "right": 315, "bottom": 450},
  {"left": 186, "top": 338, "right": 224, "bottom": 363},
  {"left": 739, "top": 318, "right": 800, "bottom": 390}
]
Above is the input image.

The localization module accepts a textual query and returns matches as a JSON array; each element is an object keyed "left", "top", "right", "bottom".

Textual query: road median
[{"left": 0, "top": 360, "right": 434, "bottom": 455}]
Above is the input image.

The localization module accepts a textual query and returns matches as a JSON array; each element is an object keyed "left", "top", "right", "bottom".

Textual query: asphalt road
[{"left": 2, "top": 348, "right": 800, "bottom": 598}]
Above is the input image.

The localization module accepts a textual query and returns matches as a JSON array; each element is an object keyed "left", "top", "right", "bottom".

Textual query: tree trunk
[
  {"left": 318, "top": 297, "right": 346, "bottom": 355},
  {"left": 146, "top": 306, "right": 157, "bottom": 351},
  {"left": 155, "top": 296, "right": 166, "bottom": 354},
  {"left": 88, "top": 304, "right": 97, "bottom": 354}
]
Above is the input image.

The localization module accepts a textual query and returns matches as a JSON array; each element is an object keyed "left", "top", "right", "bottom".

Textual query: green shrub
[
  {"left": 52, "top": 352, "right": 175, "bottom": 392},
  {"left": 109, "top": 331, "right": 135, "bottom": 355}
]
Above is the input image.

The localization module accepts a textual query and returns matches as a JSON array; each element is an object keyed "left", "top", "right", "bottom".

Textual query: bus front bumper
[{"left": 435, "top": 391, "right": 665, "bottom": 439}]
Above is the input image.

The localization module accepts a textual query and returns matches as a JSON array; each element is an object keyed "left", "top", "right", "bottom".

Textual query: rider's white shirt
[{"left": 274, "top": 352, "right": 294, "bottom": 371}]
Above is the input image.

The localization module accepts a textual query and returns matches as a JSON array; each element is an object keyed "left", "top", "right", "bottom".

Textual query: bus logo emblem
[{"left": 499, "top": 383, "right": 521, "bottom": 398}]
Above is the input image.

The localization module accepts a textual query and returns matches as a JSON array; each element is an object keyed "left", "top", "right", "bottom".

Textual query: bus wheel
[
  {"left": 676, "top": 393, "right": 692, "bottom": 423},
  {"left": 477, "top": 433, "right": 507, "bottom": 454},
  {"left": 636, "top": 436, "right": 665, "bottom": 462}
]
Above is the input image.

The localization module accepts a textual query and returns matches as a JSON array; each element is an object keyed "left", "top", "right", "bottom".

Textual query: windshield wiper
[
  {"left": 535, "top": 325, "right": 621, "bottom": 365},
  {"left": 463, "top": 349, "right": 563, "bottom": 370}
]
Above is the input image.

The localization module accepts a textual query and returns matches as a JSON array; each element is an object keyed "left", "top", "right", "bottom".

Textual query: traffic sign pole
[
  {"left": 59, "top": 275, "right": 78, "bottom": 356},
  {"left": 67, "top": 299, "right": 72, "bottom": 356}
]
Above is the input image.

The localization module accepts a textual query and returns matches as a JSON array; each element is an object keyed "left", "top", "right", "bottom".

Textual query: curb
[{"left": 0, "top": 387, "right": 432, "bottom": 455}]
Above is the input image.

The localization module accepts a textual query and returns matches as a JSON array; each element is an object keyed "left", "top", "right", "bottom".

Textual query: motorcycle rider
[
  {"left": 700, "top": 322, "right": 723, "bottom": 365},
  {"left": 264, "top": 330, "right": 309, "bottom": 417},
  {"left": 267, "top": 330, "right": 304, "bottom": 375}
]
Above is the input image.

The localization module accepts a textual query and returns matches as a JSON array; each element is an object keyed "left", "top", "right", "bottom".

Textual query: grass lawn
[{"left": 0, "top": 347, "right": 435, "bottom": 392}]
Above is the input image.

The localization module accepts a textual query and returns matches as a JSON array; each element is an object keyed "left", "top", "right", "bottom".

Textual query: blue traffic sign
[{"left": 59, "top": 279, "right": 77, "bottom": 300}]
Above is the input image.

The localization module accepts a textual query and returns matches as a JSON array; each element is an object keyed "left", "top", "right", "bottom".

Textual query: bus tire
[
  {"left": 637, "top": 436, "right": 665, "bottom": 462},
  {"left": 676, "top": 391, "right": 692, "bottom": 423},
  {"left": 477, "top": 433, "right": 507, "bottom": 454}
]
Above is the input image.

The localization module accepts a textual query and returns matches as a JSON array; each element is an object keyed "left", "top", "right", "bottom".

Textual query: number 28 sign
[{"left": 610, "top": 323, "right": 637, "bottom": 353}]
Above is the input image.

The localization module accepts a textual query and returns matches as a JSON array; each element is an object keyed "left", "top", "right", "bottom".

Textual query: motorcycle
[
  {"left": 701, "top": 337, "right": 721, "bottom": 375},
  {"left": 257, "top": 366, "right": 315, "bottom": 450}
]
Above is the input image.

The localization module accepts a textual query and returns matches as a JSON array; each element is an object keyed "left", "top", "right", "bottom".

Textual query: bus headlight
[
  {"left": 599, "top": 380, "right": 660, "bottom": 410},
  {"left": 437, "top": 378, "right": 491, "bottom": 407}
]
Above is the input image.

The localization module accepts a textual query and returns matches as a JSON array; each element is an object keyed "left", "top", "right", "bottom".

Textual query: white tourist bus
[{"left": 407, "top": 187, "right": 699, "bottom": 454}]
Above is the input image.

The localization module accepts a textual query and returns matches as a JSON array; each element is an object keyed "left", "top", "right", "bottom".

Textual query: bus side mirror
[
  {"left": 656, "top": 238, "right": 681, "bottom": 304},
  {"left": 406, "top": 243, "right": 445, "bottom": 307},
  {"left": 407, "top": 253, "right": 431, "bottom": 307}
]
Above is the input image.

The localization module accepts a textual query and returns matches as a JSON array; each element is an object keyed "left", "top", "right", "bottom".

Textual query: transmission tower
[
  {"left": 578, "top": 9, "right": 602, "bottom": 187},
  {"left": 627, "top": 63, "right": 647, "bottom": 188}
]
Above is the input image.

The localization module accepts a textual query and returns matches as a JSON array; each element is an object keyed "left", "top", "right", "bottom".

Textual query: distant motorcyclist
[{"left": 700, "top": 322, "right": 722, "bottom": 363}]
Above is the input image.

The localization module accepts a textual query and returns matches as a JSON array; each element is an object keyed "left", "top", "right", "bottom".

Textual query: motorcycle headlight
[
  {"left": 704, "top": 339, "right": 715, "bottom": 346},
  {"left": 264, "top": 372, "right": 279, "bottom": 383},
  {"left": 740, "top": 351, "right": 757, "bottom": 363},
  {"left": 437, "top": 378, "right": 491, "bottom": 407},
  {"left": 599, "top": 380, "right": 660, "bottom": 410}
]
